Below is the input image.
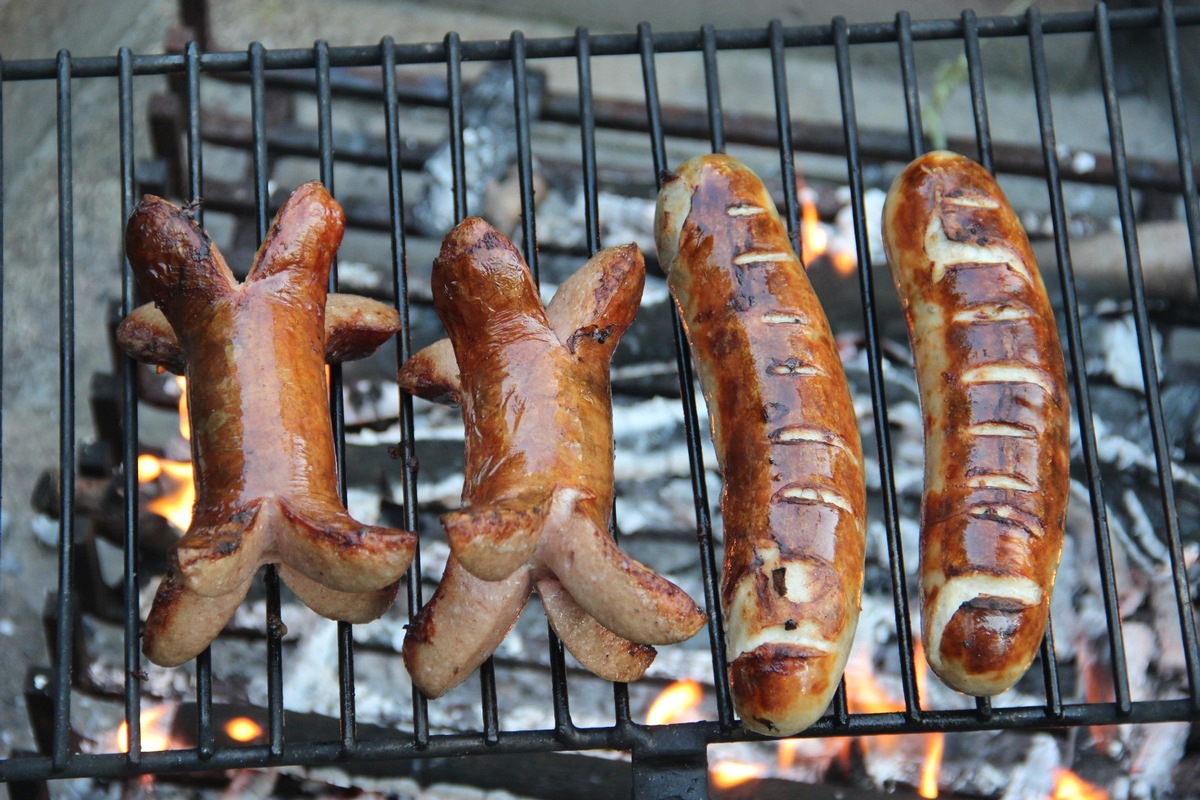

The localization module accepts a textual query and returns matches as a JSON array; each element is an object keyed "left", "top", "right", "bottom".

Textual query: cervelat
[
  {"left": 655, "top": 154, "right": 866, "bottom": 736},
  {"left": 120, "top": 182, "right": 415, "bottom": 666},
  {"left": 398, "top": 219, "right": 704, "bottom": 696},
  {"left": 881, "top": 150, "right": 1069, "bottom": 696}
]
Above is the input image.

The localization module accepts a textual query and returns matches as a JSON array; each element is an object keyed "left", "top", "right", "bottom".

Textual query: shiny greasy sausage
[
  {"left": 398, "top": 219, "right": 703, "bottom": 696},
  {"left": 882, "top": 150, "right": 1069, "bottom": 696},
  {"left": 656, "top": 154, "right": 866, "bottom": 736},
  {"left": 121, "top": 182, "right": 413, "bottom": 666}
]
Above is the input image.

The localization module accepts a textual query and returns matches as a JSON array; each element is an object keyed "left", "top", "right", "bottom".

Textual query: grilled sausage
[
  {"left": 881, "top": 150, "right": 1069, "bottom": 696},
  {"left": 656, "top": 154, "right": 866, "bottom": 736},
  {"left": 144, "top": 563, "right": 399, "bottom": 668},
  {"left": 398, "top": 220, "right": 703, "bottom": 695},
  {"left": 118, "top": 293, "right": 404, "bottom": 375},
  {"left": 121, "top": 182, "right": 414, "bottom": 665}
]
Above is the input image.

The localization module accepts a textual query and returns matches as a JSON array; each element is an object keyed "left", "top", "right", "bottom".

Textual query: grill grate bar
[
  {"left": 314, "top": 37, "right": 362, "bottom": 754},
  {"left": 894, "top": 14, "right": 934, "bottom": 722},
  {"left": 1159, "top": 0, "right": 1200, "bottom": 292},
  {"left": 6, "top": 696, "right": 1200, "bottom": 784},
  {"left": 508, "top": 25, "right": 578, "bottom": 731},
  {"left": 117, "top": 44, "right": 143, "bottom": 767},
  {"left": 769, "top": 21, "right": 803, "bottom": 263},
  {"left": 897, "top": 12, "right": 926, "bottom": 160},
  {"left": 574, "top": 27, "right": 602, "bottom": 255},
  {"left": 247, "top": 39, "right": 289, "bottom": 759},
  {"left": 637, "top": 20, "right": 736, "bottom": 731},
  {"left": 378, "top": 34, "right": 430, "bottom": 747},
  {"left": 52, "top": 47, "right": 78, "bottom": 774},
  {"left": 1027, "top": 5, "right": 1132, "bottom": 717},
  {"left": 1094, "top": 2, "right": 1200, "bottom": 706},
  {"left": 440, "top": 28, "right": 503, "bottom": 744},
  {"left": 961, "top": 9, "right": 993, "bottom": 172},
  {"left": 185, "top": 35, "right": 219, "bottom": 763},
  {"left": 1020, "top": 10, "right": 1068, "bottom": 720},
  {"left": 4, "top": 8, "right": 1200, "bottom": 788},
  {"left": 835, "top": 14, "right": 922, "bottom": 731},
  {"left": 572, "top": 26, "right": 635, "bottom": 730},
  {"left": 956, "top": 10, "right": 1005, "bottom": 722},
  {"left": 510, "top": 32, "right": 540, "bottom": 281},
  {"left": 700, "top": 24, "right": 724, "bottom": 155},
  {"left": 0, "top": 5, "right": 1197, "bottom": 82}
]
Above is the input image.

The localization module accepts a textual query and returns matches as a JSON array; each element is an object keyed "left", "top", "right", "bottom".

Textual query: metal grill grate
[{"left": 2, "top": 2, "right": 1200, "bottom": 795}]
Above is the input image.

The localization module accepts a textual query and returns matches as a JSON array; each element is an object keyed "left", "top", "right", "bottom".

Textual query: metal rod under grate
[{"left": 1, "top": 3, "right": 1199, "bottom": 796}]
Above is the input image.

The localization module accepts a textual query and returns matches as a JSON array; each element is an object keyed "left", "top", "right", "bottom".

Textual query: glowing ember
[
  {"left": 1052, "top": 768, "right": 1109, "bottom": 800},
  {"left": 710, "top": 760, "right": 767, "bottom": 789},
  {"left": 645, "top": 679, "right": 703, "bottom": 726},
  {"left": 225, "top": 716, "right": 264, "bottom": 743},
  {"left": 116, "top": 704, "right": 174, "bottom": 753},
  {"left": 136, "top": 453, "right": 162, "bottom": 483}
]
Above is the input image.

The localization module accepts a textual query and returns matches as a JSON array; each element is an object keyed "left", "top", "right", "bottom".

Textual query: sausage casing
[
  {"left": 882, "top": 150, "right": 1069, "bottom": 696},
  {"left": 656, "top": 154, "right": 866, "bottom": 736}
]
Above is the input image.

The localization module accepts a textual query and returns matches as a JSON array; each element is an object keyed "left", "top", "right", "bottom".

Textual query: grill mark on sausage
[
  {"left": 925, "top": 213, "right": 1032, "bottom": 285},
  {"left": 967, "top": 503, "right": 1046, "bottom": 538},
  {"left": 963, "top": 473, "right": 1035, "bottom": 492},
  {"left": 951, "top": 304, "right": 1033, "bottom": 324},
  {"left": 762, "top": 311, "right": 808, "bottom": 325},
  {"left": 726, "top": 204, "right": 766, "bottom": 216},
  {"left": 734, "top": 250, "right": 793, "bottom": 266},
  {"left": 962, "top": 363, "right": 1055, "bottom": 395},
  {"left": 768, "top": 425, "right": 856, "bottom": 458},
  {"left": 965, "top": 421, "right": 1036, "bottom": 439},
  {"left": 775, "top": 485, "right": 855, "bottom": 515},
  {"left": 943, "top": 195, "right": 1001, "bottom": 209},
  {"left": 767, "top": 357, "right": 824, "bottom": 377}
]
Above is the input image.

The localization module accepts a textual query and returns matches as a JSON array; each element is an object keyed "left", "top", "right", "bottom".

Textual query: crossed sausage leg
[
  {"left": 119, "top": 182, "right": 415, "bottom": 666},
  {"left": 398, "top": 219, "right": 705, "bottom": 696}
]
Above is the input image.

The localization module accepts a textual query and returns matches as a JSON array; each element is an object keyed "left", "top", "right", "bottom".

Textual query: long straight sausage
[
  {"left": 656, "top": 154, "right": 866, "bottom": 736},
  {"left": 882, "top": 150, "right": 1069, "bottom": 696}
]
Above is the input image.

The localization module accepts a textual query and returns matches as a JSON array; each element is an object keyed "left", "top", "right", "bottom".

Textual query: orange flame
[
  {"left": 645, "top": 680, "right": 703, "bottom": 726},
  {"left": 843, "top": 639, "right": 943, "bottom": 797},
  {"left": 116, "top": 704, "right": 174, "bottom": 753},
  {"left": 799, "top": 184, "right": 828, "bottom": 262},
  {"left": 796, "top": 179, "right": 857, "bottom": 276},
  {"left": 918, "top": 731, "right": 944, "bottom": 798},
  {"left": 225, "top": 716, "right": 264, "bottom": 743},
  {"left": 138, "top": 377, "right": 195, "bottom": 532},
  {"left": 710, "top": 760, "right": 767, "bottom": 789},
  {"left": 1051, "top": 769, "right": 1109, "bottom": 800},
  {"left": 143, "top": 457, "right": 195, "bottom": 532}
]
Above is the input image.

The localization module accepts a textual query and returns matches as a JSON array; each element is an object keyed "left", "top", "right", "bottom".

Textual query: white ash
[
  {"left": 833, "top": 185, "right": 887, "bottom": 266},
  {"left": 999, "top": 733, "right": 1062, "bottom": 800},
  {"left": 531, "top": 181, "right": 659, "bottom": 256},
  {"left": 344, "top": 379, "right": 402, "bottom": 429},
  {"left": 1086, "top": 315, "right": 1164, "bottom": 392},
  {"left": 1083, "top": 414, "right": 1200, "bottom": 492}
]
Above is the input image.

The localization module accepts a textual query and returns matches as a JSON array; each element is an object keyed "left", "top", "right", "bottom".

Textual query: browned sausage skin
[
  {"left": 121, "top": 182, "right": 414, "bottom": 666},
  {"left": 655, "top": 154, "right": 866, "bottom": 736},
  {"left": 398, "top": 219, "right": 702, "bottom": 696},
  {"left": 881, "top": 151, "right": 1069, "bottom": 696}
]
